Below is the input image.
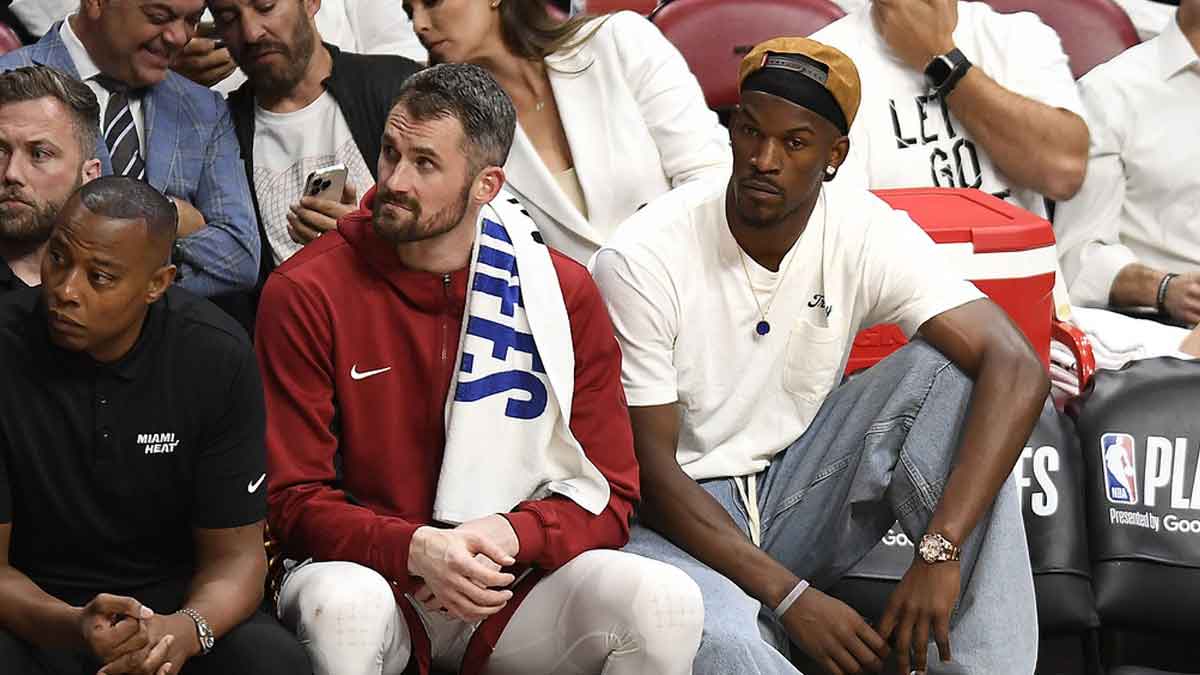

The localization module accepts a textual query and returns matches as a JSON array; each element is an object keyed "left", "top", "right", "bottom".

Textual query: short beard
[
  {"left": 0, "top": 174, "right": 81, "bottom": 245},
  {"left": 244, "top": 15, "right": 316, "bottom": 100},
  {"left": 372, "top": 179, "right": 473, "bottom": 246}
]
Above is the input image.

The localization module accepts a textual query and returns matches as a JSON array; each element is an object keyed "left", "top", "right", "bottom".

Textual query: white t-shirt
[
  {"left": 591, "top": 177, "right": 983, "bottom": 481},
  {"left": 252, "top": 92, "right": 373, "bottom": 265},
  {"left": 812, "top": 2, "right": 1086, "bottom": 218}
]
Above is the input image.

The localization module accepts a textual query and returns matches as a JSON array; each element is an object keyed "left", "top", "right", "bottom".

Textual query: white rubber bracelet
[{"left": 773, "top": 579, "right": 810, "bottom": 618}]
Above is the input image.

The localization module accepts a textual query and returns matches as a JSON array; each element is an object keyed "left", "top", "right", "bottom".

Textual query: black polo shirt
[
  {"left": 0, "top": 286, "right": 266, "bottom": 605},
  {"left": 0, "top": 258, "right": 29, "bottom": 295}
]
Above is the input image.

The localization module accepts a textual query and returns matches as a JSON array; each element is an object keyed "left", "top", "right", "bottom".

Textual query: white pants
[{"left": 277, "top": 549, "right": 704, "bottom": 675}]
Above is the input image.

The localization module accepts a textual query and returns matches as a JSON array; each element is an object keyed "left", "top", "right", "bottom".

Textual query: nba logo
[{"left": 1102, "top": 433, "right": 1138, "bottom": 505}]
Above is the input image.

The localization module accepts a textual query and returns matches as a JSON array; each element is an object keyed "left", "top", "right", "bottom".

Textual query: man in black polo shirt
[
  {"left": 0, "top": 64, "right": 101, "bottom": 294},
  {"left": 0, "top": 176, "right": 309, "bottom": 675}
]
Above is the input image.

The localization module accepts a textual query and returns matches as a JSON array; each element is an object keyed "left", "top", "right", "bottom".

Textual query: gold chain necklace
[{"left": 735, "top": 187, "right": 826, "bottom": 337}]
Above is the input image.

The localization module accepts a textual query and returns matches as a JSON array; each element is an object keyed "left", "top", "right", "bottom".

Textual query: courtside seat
[
  {"left": 1070, "top": 358, "right": 1200, "bottom": 674},
  {"left": 649, "top": 0, "right": 845, "bottom": 113},
  {"left": 983, "top": 0, "right": 1139, "bottom": 78}
]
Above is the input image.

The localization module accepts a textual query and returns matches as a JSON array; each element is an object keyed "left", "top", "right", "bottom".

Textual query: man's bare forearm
[
  {"left": 945, "top": 68, "right": 1088, "bottom": 201},
  {"left": 0, "top": 567, "right": 85, "bottom": 649},
  {"left": 926, "top": 337, "right": 1048, "bottom": 545},
  {"left": 1110, "top": 263, "right": 1166, "bottom": 308},
  {"left": 640, "top": 463, "right": 799, "bottom": 608},
  {"left": 632, "top": 405, "right": 799, "bottom": 607},
  {"left": 184, "top": 524, "right": 267, "bottom": 640}
]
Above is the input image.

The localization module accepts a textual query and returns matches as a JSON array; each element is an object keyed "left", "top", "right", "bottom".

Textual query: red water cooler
[{"left": 847, "top": 188, "right": 1057, "bottom": 373}]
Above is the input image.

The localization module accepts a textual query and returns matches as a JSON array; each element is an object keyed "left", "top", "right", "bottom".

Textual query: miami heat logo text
[{"left": 1103, "top": 433, "right": 1138, "bottom": 505}]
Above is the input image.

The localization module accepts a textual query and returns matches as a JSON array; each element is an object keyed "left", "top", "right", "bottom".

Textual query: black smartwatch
[{"left": 924, "top": 48, "right": 971, "bottom": 98}]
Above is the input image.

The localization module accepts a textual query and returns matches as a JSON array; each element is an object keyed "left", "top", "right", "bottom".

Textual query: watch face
[
  {"left": 919, "top": 533, "right": 951, "bottom": 562},
  {"left": 925, "top": 56, "right": 954, "bottom": 85},
  {"left": 919, "top": 536, "right": 938, "bottom": 562}
]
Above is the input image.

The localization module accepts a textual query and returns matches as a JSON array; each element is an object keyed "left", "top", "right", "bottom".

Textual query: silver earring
[{"left": 825, "top": 165, "right": 836, "bottom": 176}]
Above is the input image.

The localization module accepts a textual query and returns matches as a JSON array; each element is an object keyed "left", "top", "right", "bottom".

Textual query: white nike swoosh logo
[
  {"left": 350, "top": 365, "right": 392, "bottom": 380},
  {"left": 247, "top": 473, "right": 266, "bottom": 494}
]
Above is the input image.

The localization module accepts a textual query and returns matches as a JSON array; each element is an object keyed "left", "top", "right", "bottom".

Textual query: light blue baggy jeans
[{"left": 624, "top": 340, "right": 1039, "bottom": 674}]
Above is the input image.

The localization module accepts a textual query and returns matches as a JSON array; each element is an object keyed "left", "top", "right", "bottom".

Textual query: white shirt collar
[
  {"left": 59, "top": 16, "right": 102, "bottom": 83},
  {"left": 1158, "top": 16, "right": 1200, "bottom": 80}
]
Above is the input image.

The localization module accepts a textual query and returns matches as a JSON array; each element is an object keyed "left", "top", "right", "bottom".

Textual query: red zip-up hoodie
[{"left": 254, "top": 189, "right": 639, "bottom": 673}]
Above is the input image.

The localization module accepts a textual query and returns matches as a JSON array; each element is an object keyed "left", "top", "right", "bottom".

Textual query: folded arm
[{"left": 172, "top": 97, "right": 260, "bottom": 296}]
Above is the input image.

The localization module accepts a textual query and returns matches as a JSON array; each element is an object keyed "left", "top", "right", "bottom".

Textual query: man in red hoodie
[{"left": 254, "top": 63, "right": 703, "bottom": 675}]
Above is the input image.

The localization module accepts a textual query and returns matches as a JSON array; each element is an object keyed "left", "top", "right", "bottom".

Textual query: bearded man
[
  {"left": 0, "top": 65, "right": 101, "bottom": 293},
  {"left": 212, "top": 0, "right": 421, "bottom": 288}
]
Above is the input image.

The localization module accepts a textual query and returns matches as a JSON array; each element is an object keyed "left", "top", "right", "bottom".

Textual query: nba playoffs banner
[
  {"left": 1015, "top": 396, "right": 1097, "bottom": 632},
  {"left": 1071, "top": 357, "right": 1200, "bottom": 629},
  {"left": 1072, "top": 358, "right": 1200, "bottom": 565}
]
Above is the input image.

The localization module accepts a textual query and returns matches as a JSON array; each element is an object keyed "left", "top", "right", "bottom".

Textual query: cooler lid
[{"left": 872, "top": 187, "right": 1056, "bottom": 254}]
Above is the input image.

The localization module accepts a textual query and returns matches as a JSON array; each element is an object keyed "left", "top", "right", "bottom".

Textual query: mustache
[
  {"left": 243, "top": 40, "right": 290, "bottom": 61},
  {"left": 0, "top": 189, "right": 33, "bottom": 206},
  {"left": 739, "top": 175, "right": 783, "bottom": 194},
  {"left": 376, "top": 190, "right": 420, "bottom": 213}
]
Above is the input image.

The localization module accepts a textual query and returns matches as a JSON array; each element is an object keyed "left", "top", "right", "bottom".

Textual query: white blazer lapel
[
  {"left": 546, "top": 58, "right": 617, "bottom": 240},
  {"left": 503, "top": 122, "right": 605, "bottom": 250},
  {"left": 501, "top": 40, "right": 615, "bottom": 253}
]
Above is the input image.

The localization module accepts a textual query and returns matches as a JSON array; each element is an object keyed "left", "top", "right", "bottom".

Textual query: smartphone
[
  {"left": 195, "top": 20, "right": 224, "bottom": 48},
  {"left": 303, "top": 164, "right": 349, "bottom": 202}
]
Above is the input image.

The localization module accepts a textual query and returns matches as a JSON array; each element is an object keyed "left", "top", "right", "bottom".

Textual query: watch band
[
  {"left": 937, "top": 57, "right": 971, "bottom": 98},
  {"left": 177, "top": 607, "right": 215, "bottom": 655}
]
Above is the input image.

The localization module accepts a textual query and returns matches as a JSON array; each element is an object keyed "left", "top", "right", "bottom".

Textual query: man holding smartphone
[{"left": 210, "top": 0, "right": 422, "bottom": 288}]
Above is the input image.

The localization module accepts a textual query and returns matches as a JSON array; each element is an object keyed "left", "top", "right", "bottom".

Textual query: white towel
[
  {"left": 433, "top": 196, "right": 610, "bottom": 525},
  {"left": 1070, "top": 307, "right": 1194, "bottom": 370}
]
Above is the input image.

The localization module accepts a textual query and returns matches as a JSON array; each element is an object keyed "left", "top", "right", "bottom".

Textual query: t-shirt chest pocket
[{"left": 782, "top": 318, "right": 845, "bottom": 406}]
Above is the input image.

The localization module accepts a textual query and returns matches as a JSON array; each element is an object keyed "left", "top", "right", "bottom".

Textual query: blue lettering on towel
[{"left": 453, "top": 218, "right": 549, "bottom": 419}]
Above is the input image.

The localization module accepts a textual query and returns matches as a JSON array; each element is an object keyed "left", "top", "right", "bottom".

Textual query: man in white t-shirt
[
  {"left": 812, "top": 0, "right": 1089, "bottom": 218},
  {"left": 592, "top": 37, "right": 1047, "bottom": 675},
  {"left": 211, "top": 0, "right": 421, "bottom": 322}
]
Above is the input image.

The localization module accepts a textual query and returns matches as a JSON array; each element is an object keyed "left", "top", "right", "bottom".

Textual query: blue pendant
[{"left": 756, "top": 320, "right": 771, "bottom": 336}]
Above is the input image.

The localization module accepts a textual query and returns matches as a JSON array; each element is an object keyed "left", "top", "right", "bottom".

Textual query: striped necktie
[{"left": 94, "top": 75, "right": 146, "bottom": 180}]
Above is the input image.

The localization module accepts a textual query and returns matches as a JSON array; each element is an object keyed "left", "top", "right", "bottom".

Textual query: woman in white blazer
[{"left": 404, "top": 0, "right": 732, "bottom": 264}]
